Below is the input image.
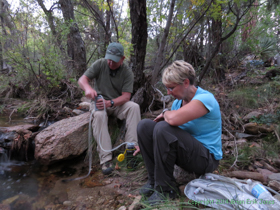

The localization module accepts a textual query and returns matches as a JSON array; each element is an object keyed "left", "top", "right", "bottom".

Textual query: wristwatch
[
  {"left": 110, "top": 100, "right": 114, "bottom": 107},
  {"left": 162, "top": 108, "right": 169, "bottom": 115}
]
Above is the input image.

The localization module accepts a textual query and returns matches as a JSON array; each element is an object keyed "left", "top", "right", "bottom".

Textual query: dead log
[
  {"left": 227, "top": 171, "right": 265, "bottom": 183},
  {"left": 260, "top": 160, "right": 278, "bottom": 173}
]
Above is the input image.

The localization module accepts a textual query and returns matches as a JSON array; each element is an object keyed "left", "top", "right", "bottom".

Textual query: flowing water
[{"left": 0, "top": 115, "right": 40, "bottom": 202}]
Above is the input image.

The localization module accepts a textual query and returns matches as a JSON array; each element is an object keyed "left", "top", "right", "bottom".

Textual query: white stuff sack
[{"left": 184, "top": 173, "right": 271, "bottom": 210}]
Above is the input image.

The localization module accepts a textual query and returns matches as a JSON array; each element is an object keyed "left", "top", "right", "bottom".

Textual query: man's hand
[
  {"left": 95, "top": 98, "right": 107, "bottom": 110},
  {"left": 133, "top": 146, "right": 140, "bottom": 156},
  {"left": 153, "top": 113, "right": 164, "bottom": 122},
  {"left": 85, "top": 88, "right": 97, "bottom": 99}
]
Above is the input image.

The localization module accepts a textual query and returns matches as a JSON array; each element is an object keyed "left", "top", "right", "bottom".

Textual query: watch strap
[
  {"left": 162, "top": 108, "right": 170, "bottom": 115},
  {"left": 110, "top": 100, "right": 114, "bottom": 107}
]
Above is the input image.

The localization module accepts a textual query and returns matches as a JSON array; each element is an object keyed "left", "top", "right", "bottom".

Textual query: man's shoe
[
  {"left": 146, "top": 188, "right": 179, "bottom": 206},
  {"left": 102, "top": 162, "right": 113, "bottom": 175},
  {"left": 139, "top": 181, "right": 154, "bottom": 197}
]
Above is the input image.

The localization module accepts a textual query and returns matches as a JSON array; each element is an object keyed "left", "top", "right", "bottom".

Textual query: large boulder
[{"left": 35, "top": 112, "right": 91, "bottom": 165}]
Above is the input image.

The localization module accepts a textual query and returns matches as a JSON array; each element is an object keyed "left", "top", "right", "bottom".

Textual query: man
[{"left": 78, "top": 42, "right": 141, "bottom": 175}]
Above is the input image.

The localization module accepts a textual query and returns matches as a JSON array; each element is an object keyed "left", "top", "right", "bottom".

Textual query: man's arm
[
  {"left": 97, "top": 92, "right": 131, "bottom": 109},
  {"left": 112, "top": 92, "right": 131, "bottom": 106},
  {"left": 78, "top": 75, "right": 97, "bottom": 99}
]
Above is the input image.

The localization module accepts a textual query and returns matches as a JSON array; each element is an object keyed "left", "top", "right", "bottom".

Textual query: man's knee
[
  {"left": 126, "top": 101, "right": 140, "bottom": 112},
  {"left": 93, "top": 110, "right": 105, "bottom": 120}
]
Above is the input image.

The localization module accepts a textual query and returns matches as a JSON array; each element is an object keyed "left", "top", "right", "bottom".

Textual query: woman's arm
[{"left": 163, "top": 100, "right": 208, "bottom": 126}]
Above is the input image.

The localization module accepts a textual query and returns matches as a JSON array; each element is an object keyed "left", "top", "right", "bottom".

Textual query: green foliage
[
  {"left": 250, "top": 110, "right": 280, "bottom": 125},
  {"left": 228, "top": 81, "right": 280, "bottom": 109},
  {"left": 261, "top": 135, "right": 280, "bottom": 158},
  {"left": 17, "top": 102, "right": 31, "bottom": 114},
  {"left": 237, "top": 144, "right": 256, "bottom": 168},
  {"left": 0, "top": 105, "right": 5, "bottom": 114}
]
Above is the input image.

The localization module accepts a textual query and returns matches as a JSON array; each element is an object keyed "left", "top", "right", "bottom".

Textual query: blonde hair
[{"left": 162, "top": 60, "right": 196, "bottom": 86}]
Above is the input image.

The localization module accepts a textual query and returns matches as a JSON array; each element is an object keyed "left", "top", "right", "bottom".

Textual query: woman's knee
[
  {"left": 153, "top": 121, "right": 170, "bottom": 136},
  {"left": 137, "top": 119, "right": 153, "bottom": 133}
]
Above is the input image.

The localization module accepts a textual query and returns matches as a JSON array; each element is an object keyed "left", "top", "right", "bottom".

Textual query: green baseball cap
[{"left": 105, "top": 42, "right": 124, "bottom": 62}]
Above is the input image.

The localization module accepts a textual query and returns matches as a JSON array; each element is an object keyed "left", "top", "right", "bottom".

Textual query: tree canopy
[{"left": 1, "top": 0, "right": 279, "bottom": 115}]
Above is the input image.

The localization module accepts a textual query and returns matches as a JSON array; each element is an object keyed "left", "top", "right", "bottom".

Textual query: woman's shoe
[
  {"left": 147, "top": 187, "right": 179, "bottom": 206},
  {"left": 139, "top": 181, "right": 154, "bottom": 197}
]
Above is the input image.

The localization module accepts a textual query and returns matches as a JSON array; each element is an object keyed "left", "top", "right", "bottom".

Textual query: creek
[
  {"left": 0, "top": 115, "right": 41, "bottom": 202},
  {"left": 0, "top": 114, "right": 140, "bottom": 209}
]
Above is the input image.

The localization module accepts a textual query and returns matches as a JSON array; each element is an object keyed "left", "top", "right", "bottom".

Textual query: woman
[{"left": 137, "top": 60, "right": 222, "bottom": 205}]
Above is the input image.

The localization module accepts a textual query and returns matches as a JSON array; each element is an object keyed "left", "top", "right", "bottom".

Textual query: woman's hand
[
  {"left": 154, "top": 113, "right": 164, "bottom": 122},
  {"left": 133, "top": 146, "right": 140, "bottom": 156}
]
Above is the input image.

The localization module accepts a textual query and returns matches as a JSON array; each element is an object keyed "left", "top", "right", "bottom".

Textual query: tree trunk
[
  {"left": 59, "top": 0, "right": 87, "bottom": 78},
  {"left": 129, "top": 0, "right": 148, "bottom": 94},
  {"left": 0, "top": 0, "right": 3, "bottom": 70},
  {"left": 151, "top": 0, "right": 176, "bottom": 85},
  {"left": 37, "top": 0, "right": 64, "bottom": 54}
]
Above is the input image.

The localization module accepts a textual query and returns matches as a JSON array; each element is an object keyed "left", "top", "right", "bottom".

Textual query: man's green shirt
[{"left": 84, "top": 58, "right": 134, "bottom": 100}]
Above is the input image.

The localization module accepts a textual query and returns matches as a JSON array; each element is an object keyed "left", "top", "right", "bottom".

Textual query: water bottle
[
  {"left": 126, "top": 143, "right": 137, "bottom": 169},
  {"left": 94, "top": 95, "right": 103, "bottom": 111},
  {"left": 246, "top": 179, "right": 280, "bottom": 209}
]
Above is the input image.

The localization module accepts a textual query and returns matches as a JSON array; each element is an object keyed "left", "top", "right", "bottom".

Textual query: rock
[
  {"left": 72, "top": 109, "right": 85, "bottom": 115},
  {"left": 268, "top": 173, "right": 280, "bottom": 182},
  {"left": 243, "top": 122, "right": 276, "bottom": 134},
  {"left": 63, "top": 201, "right": 72, "bottom": 206},
  {"left": 173, "top": 165, "right": 197, "bottom": 185},
  {"left": 118, "top": 206, "right": 126, "bottom": 210},
  {"left": 34, "top": 112, "right": 90, "bottom": 165},
  {"left": 244, "top": 122, "right": 259, "bottom": 134},
  {"left": 243, "top": 111, "right": 262, "bottom": 122},
  {"left": 79, "top": 102, "right": 91, "bottom": 110},
  {"left": 268, "top": 180, "right": 280, "bottom": 191}
]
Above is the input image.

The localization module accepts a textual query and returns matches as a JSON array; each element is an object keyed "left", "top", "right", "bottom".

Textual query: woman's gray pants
[{"left": 137, "top": 119, "right": 219, "bottom": 191}]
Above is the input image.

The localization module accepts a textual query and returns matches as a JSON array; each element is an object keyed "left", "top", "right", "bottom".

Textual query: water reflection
[
  {"left": 0, "top": 159, "right": 39, "bottom": 202},
  {"left": 0, "top": 114, "right": 39, "bottom": 127}
]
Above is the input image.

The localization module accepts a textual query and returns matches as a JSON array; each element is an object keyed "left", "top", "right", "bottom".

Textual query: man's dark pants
[{"left": 137, "top": 119, "right": 219, "bottom": 191}]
